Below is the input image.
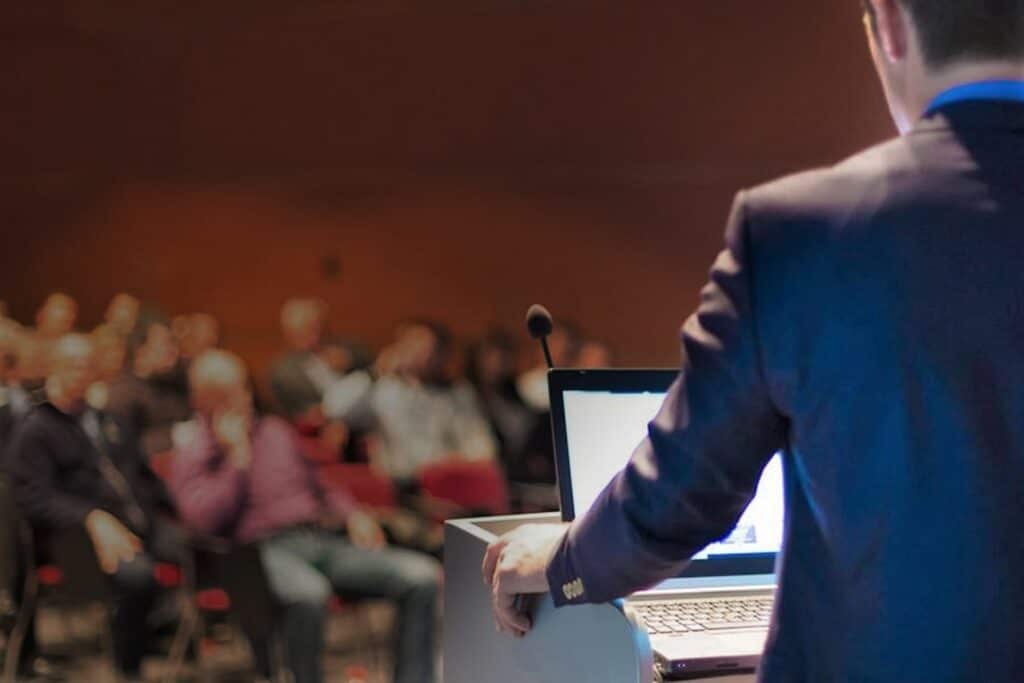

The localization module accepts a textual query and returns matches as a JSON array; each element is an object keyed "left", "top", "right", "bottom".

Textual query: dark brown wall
[{"left": 0, "top": 2, "right": 892, "bottom": 375}]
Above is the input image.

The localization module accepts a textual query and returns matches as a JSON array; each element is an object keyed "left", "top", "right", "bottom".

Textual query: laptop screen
[{"left": 550, "top": 370, "right": 784, "bottom": 581}]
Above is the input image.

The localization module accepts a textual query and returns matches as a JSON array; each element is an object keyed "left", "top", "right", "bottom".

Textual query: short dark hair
[{"left": 884, "top": 1, "right": 1024, "bottom": 67}]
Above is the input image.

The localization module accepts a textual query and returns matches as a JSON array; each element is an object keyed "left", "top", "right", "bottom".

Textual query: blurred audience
[
  {"left": 34, "top": 293, "right": 78, "bottom": 340},
  {"left": 515, "top": 320, "right": 581, "bottom": 412},
  {"left": 465, "top": 329, "right": 536, "bottom": 476},
  {"left": 270, "top": 298, "right": 338, "bottom": 423},
  {"left": 107, "top": 321, "right": 192, "bottom": 459},
  {"left": 0, "top": 322, "right": 25, "bottom": 639},
  {"left": 324, "top": 320, "right": 498, "bottom": 482},
  {"left": 172, "top": 350, "right": 440, "bottom": 683},
  {"left": 173, "top": 312, "right": 220, "bottom": 362},
  {"left": 513, "top": 322, "right": 582, "bottom": 485},
  {"left": 0, "top": 288, "right": 622, "bottom": 679},
  {"left": 578, "top": 338, "right": 614, "bottom": 368},
  {"left": 104, "top": 293, "right": 141, "bottom": 338},
  {"left": 0, "top": 324, "right": 32, "bottom": 445},
  {"left": 4, "top": 334, "right": 181, "bottom": 682},
  {"left": 91, "top": 324, "right": 129, "bottom": 381}
]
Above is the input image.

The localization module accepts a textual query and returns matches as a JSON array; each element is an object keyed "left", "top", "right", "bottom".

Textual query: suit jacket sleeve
[{"left": 547, "top": 192, "right": 789, "bottom": 606}]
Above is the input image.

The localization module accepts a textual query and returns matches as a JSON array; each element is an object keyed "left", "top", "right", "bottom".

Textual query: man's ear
[{"left": 868, "top": 0, "right": 909, "bottom": 63}]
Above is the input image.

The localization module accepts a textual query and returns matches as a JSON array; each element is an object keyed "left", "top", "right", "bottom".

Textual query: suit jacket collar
[{"left": 913, "top": 99, "right": 1024, "bottom": 135}]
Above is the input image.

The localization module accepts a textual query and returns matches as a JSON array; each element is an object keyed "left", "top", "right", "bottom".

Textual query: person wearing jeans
[{"left": 171, "top": 350, "right": 439, "bottom": 683}]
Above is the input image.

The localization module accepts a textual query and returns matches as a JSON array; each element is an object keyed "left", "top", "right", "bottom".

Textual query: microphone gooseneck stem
[{"left": 541, "top": 337, "right": 554, "bottom": 370}]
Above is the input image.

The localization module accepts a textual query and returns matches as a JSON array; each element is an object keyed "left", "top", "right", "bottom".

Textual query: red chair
[
  {"left": 149, "top": 449, "right": 177, "bottom": 482},
  {"left": 299, "top": 435, "right": 340, "bottom": 466},
  {"left": 319, "top": 464, "right": 397, "bottom": 509},
  {"left": 418, "top": 460, "right": 510, "bottom": 519}
]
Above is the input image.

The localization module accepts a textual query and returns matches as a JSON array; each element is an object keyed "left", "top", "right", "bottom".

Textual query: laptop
[{"left": 548, "top": 369, "right": 784, "bottom": 678}]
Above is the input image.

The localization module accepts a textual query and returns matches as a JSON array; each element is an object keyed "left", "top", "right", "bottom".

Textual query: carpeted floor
[{"left": 7, "top": 601, "right": 439, "bottom": 683}]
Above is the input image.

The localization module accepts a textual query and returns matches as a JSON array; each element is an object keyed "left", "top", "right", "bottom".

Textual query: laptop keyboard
[{"left": 634, "top": 597, "right": 774, "bottom": 635}]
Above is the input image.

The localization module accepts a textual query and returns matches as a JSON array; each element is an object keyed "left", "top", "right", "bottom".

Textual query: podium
[{"left": 443, "top": 513, "right": 756, "bottom": 683}]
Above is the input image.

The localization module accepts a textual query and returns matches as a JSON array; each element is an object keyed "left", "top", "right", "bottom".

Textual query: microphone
[{"left": 525, "top": 304, "right": 555, "bottom": 369}]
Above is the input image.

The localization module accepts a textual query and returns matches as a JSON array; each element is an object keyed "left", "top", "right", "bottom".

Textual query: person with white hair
[{"left": 172, "top": 349, "right": 440, "bottom": 683}]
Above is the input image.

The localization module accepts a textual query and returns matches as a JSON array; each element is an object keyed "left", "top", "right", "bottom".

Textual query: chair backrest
[
  {"left": 419, "top": 460, "right": 510, "bottom": 517},
  {"left": 319, "top": 464, "right": 396, "bottom": 509}
]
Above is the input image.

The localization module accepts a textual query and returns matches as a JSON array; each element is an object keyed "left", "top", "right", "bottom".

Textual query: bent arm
[{"left": 547, "top": 192, "right": 789, "bottom": 606}]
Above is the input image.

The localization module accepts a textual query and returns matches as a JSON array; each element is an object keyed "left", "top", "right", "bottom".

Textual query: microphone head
[{"left": 525, "top": 304, "right": 554, "bottom": 339}]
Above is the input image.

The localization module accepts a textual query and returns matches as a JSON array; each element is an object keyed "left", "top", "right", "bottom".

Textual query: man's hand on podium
[{"left": 482, "top": 523, "right": 569, "bottom": 638}]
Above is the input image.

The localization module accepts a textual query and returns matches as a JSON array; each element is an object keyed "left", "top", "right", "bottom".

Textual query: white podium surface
[{"left": 443, "top": 513, "right": 756, "bottom": 683}]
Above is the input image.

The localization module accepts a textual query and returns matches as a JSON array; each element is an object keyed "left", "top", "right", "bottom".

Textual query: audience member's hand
[
  {"left": 213, "top": 410, "right": 252, "bottom": 468},
  {"left": 85, "top": 509, "right": 142, "bottom": 574},
  {"left": 347, "top": 510, "right": 387, "bottom": 551},
  {"left": 482, "top": 523, "right": 568, "bottom": 637}
]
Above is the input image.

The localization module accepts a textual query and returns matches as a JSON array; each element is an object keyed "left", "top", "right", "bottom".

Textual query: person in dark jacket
[
  {"left": 106, "top": 320, "right": 192, "bottom": 459},
  {"left": 485, "top": 2, "right": 1024, "bottom": 682},
  {"left": 5, "top": 333, "right": 180, "bottom": 681}
]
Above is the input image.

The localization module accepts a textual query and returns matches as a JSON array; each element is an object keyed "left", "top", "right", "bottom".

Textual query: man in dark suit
[
  {"left": 484, "top": 1, "right": 1024, "bottom": 680},
  {"left": 6, "top": 334, "right": 181, "bottom": 682}
]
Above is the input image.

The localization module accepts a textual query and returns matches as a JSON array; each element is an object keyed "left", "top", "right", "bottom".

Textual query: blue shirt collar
[{"left": 925, "top": 80, "right": 1024, "bottom": 117}]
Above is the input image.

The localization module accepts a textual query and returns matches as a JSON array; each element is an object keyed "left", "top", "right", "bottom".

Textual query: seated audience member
[
  {"left": 465, "top": 330, "right": 536, "bottom": 476},
  {"left": 172, "top": 350, "right": 440, "bottom": 683},
  {"left": 107, "top": 321, "right": 192, "bottom": 459},
  {"left": 512, "top": 322, "right": 582, "bottom": 485},
  {"left": 14, "top": 332, "right": 50, "bottom": 400},
  {"left": 4, "top": 334, "right": 181, "bottom": 682},
  {"left": 92, "top": 325, "right": 129, "bottom": 380},
  {"left": 86, "top": 324, "right": 130, "bottom": 412},
  {"left": 172, "top": 313, "right": 220, "bottom": 363},
  {"left": 270, "top": 298, "right": 339, "bottom": 423},
  {"left": 0, "top": 324, "right": 27, "bottom": 640},
  {"left": 0, "top": 325, "right": 34, "bottom": 446},
  {"left": 34, "top": 292, "right": 78, "bottom": 340},
  {"left": 514, "top": 321, "right": 581, "bottom": 412},
  {"left": 324, "top": 320, "right": 498, "bottom": 482},
  {"left": 577, "top": 338, "right": 614, "bottom": 368},
  {"left": 104, "top": 293, "right": 141, "bottom": 339},
  {"left": 0, "top": 470, "right": 17, "bottom": 629}
]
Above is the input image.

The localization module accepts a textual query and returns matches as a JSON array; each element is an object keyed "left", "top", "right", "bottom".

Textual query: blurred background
[{"left": 0, "top": 2, "right": 892, "bottom": 682}]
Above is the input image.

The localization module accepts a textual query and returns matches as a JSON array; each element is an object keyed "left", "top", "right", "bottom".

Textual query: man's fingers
[
  {"left": 97, "top": 544, "right": 118, "bottom": 574},
  {"left": 482, "top": 539, "right": 506, "bottom": 586},
  {"left": 493, "top": 575, "right": 531, "bottom": 636},
  {"left": 99, "top": 552, "right": 117, "bottom": 574},
  {"left": 118, "top": 540, "right": 136, "bottom": 566}
]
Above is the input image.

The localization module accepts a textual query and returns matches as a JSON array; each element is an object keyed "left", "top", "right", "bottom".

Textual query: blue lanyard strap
[{"left": 925, "top": 80, "right": 1024, "bottom": 117}]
